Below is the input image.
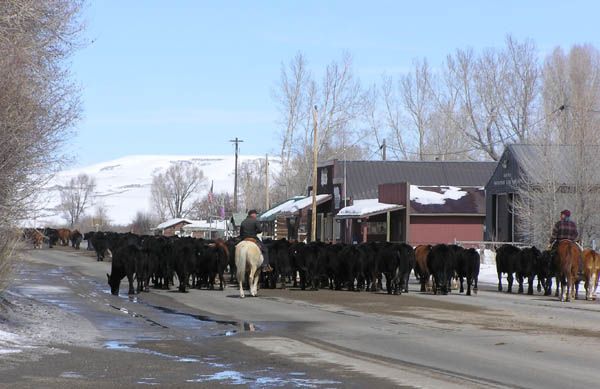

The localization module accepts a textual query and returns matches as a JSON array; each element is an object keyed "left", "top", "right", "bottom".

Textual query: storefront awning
[
  {"left": 335, "top": 199, "right": 404, "bottom": 219},
  {"left": 280, "top": 194, "right": 332, "bottom": 215}
]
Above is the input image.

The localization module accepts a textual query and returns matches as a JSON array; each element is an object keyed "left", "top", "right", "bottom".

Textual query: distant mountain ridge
[{"left": 36, "top": 154, "right": 266, "bottom": 226}]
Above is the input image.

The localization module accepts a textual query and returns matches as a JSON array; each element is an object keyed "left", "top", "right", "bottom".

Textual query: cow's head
[{"left": 107, "top": 273, "right": 120, "bottom": 295}]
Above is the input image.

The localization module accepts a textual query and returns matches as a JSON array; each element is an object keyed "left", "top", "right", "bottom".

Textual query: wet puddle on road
[{"left": 10, "top": 262, "right": 343, "bottom": 388}]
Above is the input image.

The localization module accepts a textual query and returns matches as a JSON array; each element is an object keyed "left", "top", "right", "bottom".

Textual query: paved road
[{"left": 5, "top": 247, "right": 600, "bottom": 388}]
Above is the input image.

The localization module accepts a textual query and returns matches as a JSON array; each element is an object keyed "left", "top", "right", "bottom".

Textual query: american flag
[{"left": 208, "top": 180, "right": 214, "bottom": 203}]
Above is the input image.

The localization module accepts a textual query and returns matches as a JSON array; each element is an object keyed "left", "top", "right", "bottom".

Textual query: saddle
[{"left": 243, "top": 237, "right": 258, "bottom": 244}]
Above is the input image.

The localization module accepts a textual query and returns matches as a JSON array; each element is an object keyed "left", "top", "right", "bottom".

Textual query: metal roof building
[{"left": 330, "top": 160, "right": 496, "bottom": 200}]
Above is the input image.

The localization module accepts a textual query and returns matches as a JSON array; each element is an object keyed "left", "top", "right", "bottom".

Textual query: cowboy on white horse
[
  {"left": 235, "top": 210, "right": 272, "bottom": 298},
  {"left": 239, "top": 210, "right": 273, "bottom": 273}
]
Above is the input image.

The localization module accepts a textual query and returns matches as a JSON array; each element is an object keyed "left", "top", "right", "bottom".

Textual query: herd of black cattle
[{"left": 21, "top": 228, "right": 585, "bottom": 299}]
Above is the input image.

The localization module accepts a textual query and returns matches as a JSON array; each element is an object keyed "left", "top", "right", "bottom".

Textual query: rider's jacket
[
  {"left": 550, "top": 220, "right": 578, "bottom": 243},
  {"left": 239, "top": 217, "right": 262, "bottom": 240}
]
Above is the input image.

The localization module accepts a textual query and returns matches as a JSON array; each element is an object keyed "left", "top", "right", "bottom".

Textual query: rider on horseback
[
  {"left": 550, "top": 209, "right": 579, "bottom": 244},
  {"left": 549, "top": 209, "right": 580, "bottom": 271},
  {"left": 239, "top": 210, "right": 273, "bottom": 273}
]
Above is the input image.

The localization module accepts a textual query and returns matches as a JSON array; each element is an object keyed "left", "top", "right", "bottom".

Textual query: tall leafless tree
[
  {"left": 151, "top": 162, "right": 207, "bottom": 219},
  {"left": 273, "top": 52, "right": 370, "bottom": 199},
  {"left": 0, "top": 0, "right": 84, "bottom": 291},
  {"left": 58, "top": 174, "right": 96, "bottom": 227}
]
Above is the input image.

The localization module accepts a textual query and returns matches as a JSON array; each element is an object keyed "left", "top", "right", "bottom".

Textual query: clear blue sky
[{"left": 70, "top": 0, "right": 600, "bottom": 167}]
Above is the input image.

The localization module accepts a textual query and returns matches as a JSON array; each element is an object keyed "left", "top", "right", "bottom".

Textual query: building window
[{"left": 320, "top": 168, "right": 328, "bottom": 186}]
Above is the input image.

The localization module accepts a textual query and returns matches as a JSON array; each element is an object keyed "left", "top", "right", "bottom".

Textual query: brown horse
[
  {"left": 554, "top": 240, "right": 582, "bottom": 302},
  {"left": 582, "top": 249, "right": 600, "bottom": 300},
  {"left": 414, "top": 245, "right": 432, "bottom": 292}
]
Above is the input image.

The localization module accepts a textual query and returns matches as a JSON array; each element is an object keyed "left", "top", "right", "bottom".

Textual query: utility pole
[
  {"left": 382, "top": 138, "right": 387, "bottom": 161},
  {"left": 311, "top": 106, "right": 318, "bottom": 242},
  {"left": 265, "top": 154, "right": 270, "bottom": 211},
  {"left": 229, "top": 137, "right": 244, "bottom": 212}
]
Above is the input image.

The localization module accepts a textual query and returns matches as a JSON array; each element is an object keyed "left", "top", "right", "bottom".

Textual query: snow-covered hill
[{"left": 36, "top": 155, "right": 267, "bottom": 226}]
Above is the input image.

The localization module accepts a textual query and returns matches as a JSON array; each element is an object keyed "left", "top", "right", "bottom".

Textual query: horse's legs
[
  {"left": 250, "top": 266, "right": 259, "bottom": 297},
  {"left": 238, "top": 277, "right": 245, "bottom": 298}
]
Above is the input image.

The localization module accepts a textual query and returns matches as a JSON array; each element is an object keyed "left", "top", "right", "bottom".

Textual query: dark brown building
[{"left": 314, "top": 160, "right": 495, "bottom": 244}]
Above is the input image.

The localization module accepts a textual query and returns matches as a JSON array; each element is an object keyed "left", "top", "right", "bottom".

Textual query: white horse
[{"left": 235, "top": 240, "right": 264, "bottom": 298}]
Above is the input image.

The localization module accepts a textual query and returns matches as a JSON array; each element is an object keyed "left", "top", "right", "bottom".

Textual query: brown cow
[
  {"left": 56, "top": 228, "right": 71, "bottom": 246},
  {"left": 414, "top": 245, "right": 432, "bottom": 292},
  {"left": 582, "top": 249, "right": 600, "bottom": 300},
  {"left": 31, "top": 229, "right": 45, "bottom": 249},
  {"left": 555, "top": 240, "right": 581, "bottom": 302}
]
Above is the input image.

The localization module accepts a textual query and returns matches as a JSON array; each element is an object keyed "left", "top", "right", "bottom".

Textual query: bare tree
[
  {"left": 239, "top": 159, "right": 268, "bottom": 212},
  {"left": 58, "top": 174, "right": 96, "bottom": 227},
  {"left": 540, "top": 45, "right": 600, "bottom": 243},
  {"left": 191, "top": 192, "right": 234, "bottom": 220},
  {"left": 129, "top": 211, "right": 159, "bottom": 235},
  {"left": 380, "top": 36, "right": 541, "bottom": 161},
  {"left": 151, "top": 162, "right": 207, "bottom": 219},
  {"left": 273, "top": 52, "right": 370, "bottom": 198},
  {"left": 0, "top": 0, "right": 84, "bottom": 292}
]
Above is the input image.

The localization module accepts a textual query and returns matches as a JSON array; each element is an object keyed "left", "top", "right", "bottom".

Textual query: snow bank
[{"left": 410, "top": 186, "right": 467, "bottom": 205}]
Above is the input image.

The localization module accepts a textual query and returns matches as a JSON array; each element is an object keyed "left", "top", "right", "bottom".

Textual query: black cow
[
  {"left": 376, "top": 243, "right": 400, "bottom": 294},
  {"left": 427, "top": 244, "right": 456, "bottom": 295},
  {"left": 86, "top": 231, "right": 111, "bottom": 261},
  {"left": 337, "top": 245, "right": 364, "bottom": 291},
  {"left": 107, "top": 239, "right": 139, "bottom": 295},
  {"left": 171, "top": 237, "right": 196, "bottom": 292},
  {"left": 263, "top": 239, "right": 292, "bottom": 289},
  {"left": 496, "top": 244, "right": 522, "bottom": 293},
  {"left": 70, "top": 230, "right": 83, "bottom": 249},
  {"left": 516, "top": 246, "right": 542, "bottom": 295},
  {"left": 455, "top": 247, "right": 480, "bottom": 296},
  {"left": 292, "top": 242, "right": 323, "bottom": 290},
  {"left": 83, "top": 231, "right": 95, "bottom": 251},
  {"left": 358, "top": 243, "right": 379, "bottom": 292},
  {"left": 536, "top": 249, "right": 555, "bottom": 296},
  {"left": 194, "top": 239, "right": 229, "bottom": 291},
  {"left": 44, "top": 228, "right": 59, "bottom": 248},
  {"left": 396, "top": 243, "right": 416, "bottom": 294}
]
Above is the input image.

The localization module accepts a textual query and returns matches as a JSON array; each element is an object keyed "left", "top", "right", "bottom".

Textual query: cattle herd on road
[{"left": 20, "top": 228, "right": 600, "bottom": 302}]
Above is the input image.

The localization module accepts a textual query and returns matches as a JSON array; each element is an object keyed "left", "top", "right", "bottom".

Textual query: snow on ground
[
  {"left": 0, "top": 329, "right": 25, "bottom": 355},
  {"left": 478, "top": 249, "right": 498, "bottom": 285},
  {"left": 410, "top": 186, "right": 467, "bottom": 205},
  {"left": 34, "top": 154, "right": 273, "bottom": 226}
]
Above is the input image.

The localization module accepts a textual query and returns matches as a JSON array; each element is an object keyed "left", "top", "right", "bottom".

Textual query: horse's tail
[{"left": 235, "top": 243, "right": 247, "bottom": 282}]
